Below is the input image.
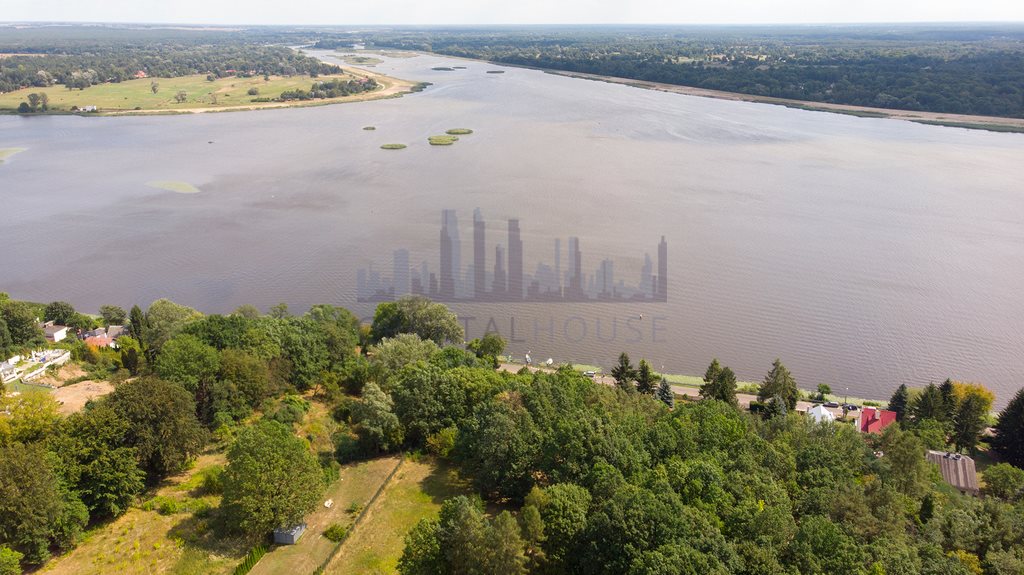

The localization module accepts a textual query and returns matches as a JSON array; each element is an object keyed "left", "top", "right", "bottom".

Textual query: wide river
[{"left": 2, "top": 50, "right": 1023, "bottom": 405}]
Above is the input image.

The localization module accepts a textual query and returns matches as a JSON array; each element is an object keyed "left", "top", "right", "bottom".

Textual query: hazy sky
[{"left": 5, "top": 0, "right": 1024, "bottom": 26}]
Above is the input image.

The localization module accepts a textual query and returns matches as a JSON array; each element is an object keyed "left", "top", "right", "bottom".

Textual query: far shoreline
[{"left": 416, "top": 51, "right": 1024, "bottom": 134}]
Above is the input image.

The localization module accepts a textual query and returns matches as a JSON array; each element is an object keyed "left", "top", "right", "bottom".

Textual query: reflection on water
[{"left": 1, "top": 50, "right": 1023, "bottom": 405}]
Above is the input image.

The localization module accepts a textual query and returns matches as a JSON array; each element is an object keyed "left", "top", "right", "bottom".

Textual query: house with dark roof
[
  {"left": 40, "top": 321, "right": 68, "bottom": 343},
  {"left": 926, "top": 451, "right": 979, "bottom": 496},
  {"left": 855, "top": 407, "right": 897, "bottom": 434}
]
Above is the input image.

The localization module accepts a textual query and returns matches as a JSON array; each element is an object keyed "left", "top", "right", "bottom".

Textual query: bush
[
  {"left": 143, "top": 496, "right": 183, "bottom": 515},
  {"left": 247, "top": 87, "right": 259, "bottom": 96},
  {"left": 323, "top": 523, "right": 348, "bottom": 542},
  {"left": 199, "top": 465, "right": 224, "bottom": 495},
  {"left": 427, "top": 426, "right": 457, "bottom": 457},
  {"left": 232, "top": 545, "right": 267, "bottom": 575},
  {"left": 0, "top": 545, "right": 23, "bottom": 575}
]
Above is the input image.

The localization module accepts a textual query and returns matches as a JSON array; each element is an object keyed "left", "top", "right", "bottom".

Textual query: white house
[
  {"left": 40, "top": 321, "right": 68, "bottom": 343},
  {"left": 807, "top": 404, "right": 835, "bottom": 424}
]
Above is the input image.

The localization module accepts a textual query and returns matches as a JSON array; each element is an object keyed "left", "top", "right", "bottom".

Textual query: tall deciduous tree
[
  {"left": 0, "top": 442, "right": 88, "bottom": 564},
  {"left": 1, "top": 301, "right": 44, "bottom": 347},
  {"left": 43, "top": 301, "right": 76, "bottom": 325},
  {"left": 371, "top": 296, "right": 464, "bottom": 346},
  {"left": 108, "top": 377, "right": 207, "bottom": 481},
  {"left": 154, "top": 334, "right": 220, "bottom": 393},
  {"left": 352, "top": 382, "right": 404, "bottom": 453},
  {"left": 759, "top": 359, "right": 798, "bottom": 410},
  {"left": 49, "top": 406, "right": 145, "bottom": 519},
  {"left": 993, "top": 388, "right": 1024, "bottom": 467},
  {"left": 221, "top": 420, "right": 324, "bottom": 537},
  {"left": 98, "top": 305, "right": 127, "bottom": 326},
  {"left": 611, "top": 352, "right": 637, "bottom": 392}
]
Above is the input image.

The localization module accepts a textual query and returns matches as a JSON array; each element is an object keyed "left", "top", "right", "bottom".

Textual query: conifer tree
[
  {"left": 993, "top": 388, "right": 1024, "bottom": 467},
  {"left": 759, "top": 359, "right": 798, "bottom": 410},
  {"left": 888, "top": 384, "right": 909, "bottom": 422},
  {"left": 610, "top": 352, "right": 637, "bottom": 392},
  {"left": 657, "top": 377, "right": 675, "bottom": 409},
  {"left": 635, "top": 360, "right": 656, "bottom": 394}
]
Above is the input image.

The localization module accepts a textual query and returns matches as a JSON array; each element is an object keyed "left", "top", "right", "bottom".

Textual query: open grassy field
[
  {"left": 40, "top": 453, "right": 248, "bottom": 575},
  {"left": 250, "top": 456, "right": 402, "bottom": 575},
  {"left": 326, "top": 459, "right": 472, "bottom": 575},
  {"left": 0, "top": 69, "right": 409, "bottom": 114}
]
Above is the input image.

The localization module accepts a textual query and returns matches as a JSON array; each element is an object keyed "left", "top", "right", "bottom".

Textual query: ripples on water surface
[{"left": 1, "top": 50, "right": 1022, "bottom": 405}]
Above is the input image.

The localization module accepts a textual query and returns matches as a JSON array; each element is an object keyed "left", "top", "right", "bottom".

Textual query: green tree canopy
[
  {"left": 1, "top": 301, "right": 44, "bottom": 348},
  {"left": 700, "top": 359, "right": 737, "bottom": 405},
  {"left": 0, "top": 442, "right": 88, "bottom": 564},
  {"left": 610, "top": 352, "right": 637, "bottom": 391},
  {"left": 43, "top": 301, "right": 76, "bottom": 325},
  {"left": 758, "top": 359, "right": 798, "bottom": 410},
  {"left": 107, "top": 377, "right": 207, "bottom": 481},
  {"left": 636, "top": 360, "right": 657, "bottom": 394},
  {"left": 888, "top": 384, "right": 910, "bottom": 421},
  {"left": 351, "top": 382, "right": 404, "bottom": 453},
  {"left": 221, "top": 420, "right": 325, "bottom": 537},
  {"left": 993, "top": 387, "right": 1024, "bottom": 467},
  {"left": 370, "top": 296, "right": 464, "bottom": 345},
  {"left": 154, "top": 334, "right": 220, "bottom": 392},
  {"left": 49, "top": 406, "right": 145, "bottom": 518},
  {"left": 371, "top": 333, "right": 440, "bottom": 376},
  {"left": 98, "top": 305, "right": 127, "bottom": 326}
]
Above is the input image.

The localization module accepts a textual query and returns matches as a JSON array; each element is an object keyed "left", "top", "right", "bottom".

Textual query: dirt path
[{"left": 53, "top": 380, "right": 115, "bottom": 414}]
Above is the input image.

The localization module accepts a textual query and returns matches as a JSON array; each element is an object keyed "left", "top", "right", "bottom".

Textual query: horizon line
[{"left": 4, "top": 20, "right": 1024, "bottom": 28}]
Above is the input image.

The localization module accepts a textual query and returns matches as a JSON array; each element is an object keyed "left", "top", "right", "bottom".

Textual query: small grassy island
[
  {"left": 486, "top": 70, "right": 506, "bottom": 74},
  {"left": 0, "top": 147, "right": 27, "bottom": 164},
  {"left": 431, "top": 67, "right": 455, "bottom": 71},
  {"left": 146, "top": 180, "right": 201, "bottom": 194},
  {"left": 340, "top": 55, "right": 385, "bottom": 66},
  {"left": 363, "top": 126, "right": 377, "bottom": 130},
  {"left": 380, "top": 143, "right": 407, "bottom": 150},
  {"left": 445, "top": 128, "right": 473, "bottom": 135},
  {"left": 428, "top": 135, "right": 460, "bottom": 145}
]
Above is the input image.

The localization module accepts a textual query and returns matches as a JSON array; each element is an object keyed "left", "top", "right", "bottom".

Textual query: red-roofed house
[
  {"left": 134, "top": 70, "right": 148, "bottom": 79},
  {"left": 856, "top": 407, "right": 897, "bottom": 434},
  {"left": 84, "top": 335, "right": 115, "bottom": 349}
]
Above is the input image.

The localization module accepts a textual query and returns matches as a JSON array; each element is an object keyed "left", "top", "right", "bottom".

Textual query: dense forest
[
  {"left": 328, "top": 25, "right": 1024, "bottom": 118},
  {"left": 0, "top": 26, "right": 340, "bottom": 92},
  {"left": 4, "top": 292, "right": 1024, "bottom": 574}
]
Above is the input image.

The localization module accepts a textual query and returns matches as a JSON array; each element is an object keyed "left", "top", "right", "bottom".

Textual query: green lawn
[
  {"left": 326, "top": 458, "right": 472, "bottom": 575},
  {"left": 0, "top": 73, "right": 359, "bottom": 113},
  {"left": 40, "top": 454, "right": 247, "bottom": 575},
  {"left": 249, "top": 456, "right": 402, "bottom": 575}
]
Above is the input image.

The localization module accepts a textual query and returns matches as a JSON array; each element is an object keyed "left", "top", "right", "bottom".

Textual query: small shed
[
  {"left": 807, "top": 404, "right": 836, "bottom": 424},
  {"left": 926, "top": 451, "right": 979, "bottom": 496},
  {"left": 273, "top": 523, "right": 306, "bottom": 545}
]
